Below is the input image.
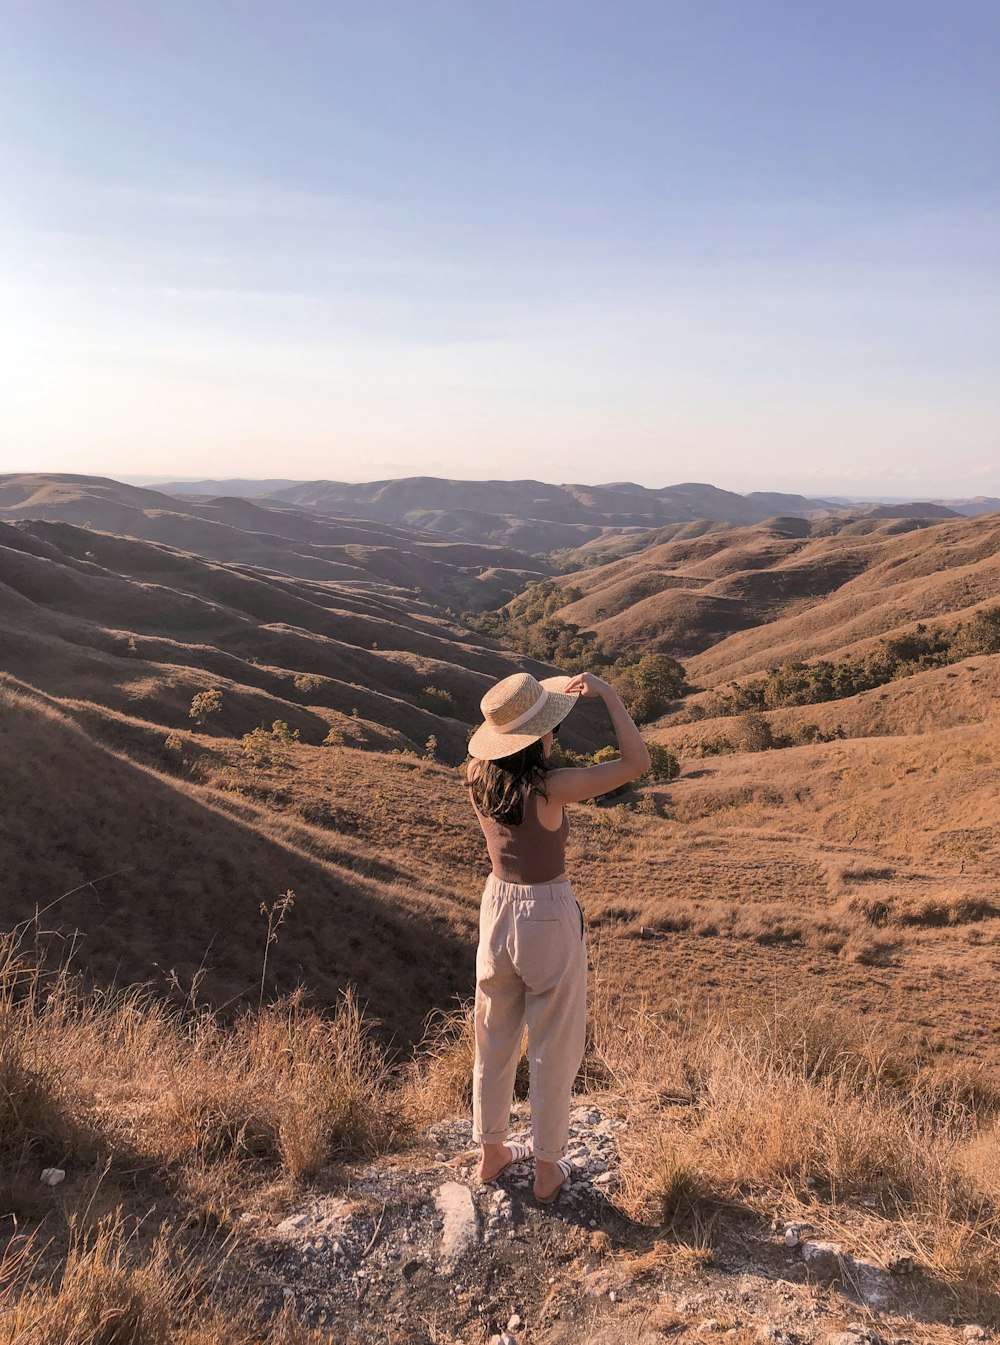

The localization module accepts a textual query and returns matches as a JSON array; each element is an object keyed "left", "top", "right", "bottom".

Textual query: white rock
[
  {"left": 40, "top": 1168, "right": 65, "bottom": 1187},
  {"left": 801, "top": 1238, "right": 841, "bottom": 1260},
  {"left": 433, "top": 1182, "right": 480, "bottom": 1265},
  {"left": 507, "top": 1314, "right": 523, "bottom": 1331},
  {"left": 962, "top": 1329, "right": 987, "bottom": 1342}
]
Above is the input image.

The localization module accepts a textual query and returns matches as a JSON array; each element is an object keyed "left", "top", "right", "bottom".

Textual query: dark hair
[{"left": 469, "top": 739, "right": 549, "bottom": 824}]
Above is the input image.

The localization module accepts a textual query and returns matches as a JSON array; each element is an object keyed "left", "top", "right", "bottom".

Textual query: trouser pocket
[{"left": 574, "top": 899, "right": 585, "bottom": 939}]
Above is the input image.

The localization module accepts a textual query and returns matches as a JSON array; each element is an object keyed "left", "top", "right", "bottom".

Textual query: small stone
[
  {"left": 698, "top": 1319, "right": 720, "bottom": 1333},
  {"left": 962, "top": 1330, "right": 987, "bottom": 1343},
  {"left": 40, "top": 1168, "right": 66, "bottom": 1187},
  {"left": 507, "top": 1314, "right": 523, "bottom": 1331},
  {"left": 609, "top": 1290, "right": 617, "bottom": 1302}
]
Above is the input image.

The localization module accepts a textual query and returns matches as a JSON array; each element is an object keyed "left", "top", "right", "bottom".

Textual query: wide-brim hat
[{"left": 468, "top": 671, "right": 578, "bottom": 761}]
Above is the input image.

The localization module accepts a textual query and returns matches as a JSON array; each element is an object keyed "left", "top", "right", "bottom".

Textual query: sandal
[
  {"left": 534, "top": 1158, "right": 573, "bottom": 1205},
  {"left": 480, "top": 1140, "right": 532, "bottom": 1184}
]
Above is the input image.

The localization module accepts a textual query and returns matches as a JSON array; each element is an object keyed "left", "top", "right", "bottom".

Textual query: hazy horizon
[{"left": 2, "top": 1, "right": 998, "bottom": 496}]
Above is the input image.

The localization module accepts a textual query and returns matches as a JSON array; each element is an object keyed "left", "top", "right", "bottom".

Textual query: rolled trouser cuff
[
  {"left": 473, "top": 1129, "right": 509, "bottom": 1145},
  {"left": 533, "top": 1146, "right": 566, "bottom": 1163}
]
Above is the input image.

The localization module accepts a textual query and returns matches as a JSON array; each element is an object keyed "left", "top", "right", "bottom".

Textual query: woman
[{"left": 466, "top": 669, "right": 650, "bottom": 1203}]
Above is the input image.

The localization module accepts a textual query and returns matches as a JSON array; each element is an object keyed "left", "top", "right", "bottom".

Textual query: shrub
[
  {"left": 646, "top": 742, "right": 680, "bottom": 782},
  {"left": 240, "top": 721, "right": 300, "bottom": 777},
  {"left": 418, "top": 686, "right": 456, "bottom": 715},
  {"left": 292, "top": 672, "right": 323, "bottom": 695},
  {"left": 732, "top": 712, "right": 773, "bottom": 753}
]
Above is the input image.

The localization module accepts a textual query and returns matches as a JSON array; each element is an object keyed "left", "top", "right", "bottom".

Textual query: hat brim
[{"left": 468, "top": 679, "right": 579, "bottom": 761}]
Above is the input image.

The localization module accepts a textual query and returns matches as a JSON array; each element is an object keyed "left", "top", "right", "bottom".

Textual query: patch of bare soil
[{"left": 244, "top": 1103, "right": 995, "bottom": 1345}]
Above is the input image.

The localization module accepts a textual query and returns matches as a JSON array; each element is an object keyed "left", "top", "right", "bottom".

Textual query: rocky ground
[{"left": 243, "top": 1102, "right": 995, "bottom": 1345}]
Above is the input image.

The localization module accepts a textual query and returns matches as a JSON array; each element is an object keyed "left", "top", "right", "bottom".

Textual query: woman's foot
[
  {"left": 478, "top": 1141, "right": 531, "bottom": 1182},
  {"left": 533, "top": 1157, "right": 570, "bottom": 1203}
]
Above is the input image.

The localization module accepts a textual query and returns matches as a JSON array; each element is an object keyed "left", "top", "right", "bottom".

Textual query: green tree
[
  {"left": 612, "top": 653, "right": 688, "bottom": 723},
  {"left": 189, "top": 688, "right": 222, "bottom": 727}
]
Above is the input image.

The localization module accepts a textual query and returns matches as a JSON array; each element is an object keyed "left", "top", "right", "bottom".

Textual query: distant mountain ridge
[{"left": 149, "top": 476, "right": 966, "bottom": 551}]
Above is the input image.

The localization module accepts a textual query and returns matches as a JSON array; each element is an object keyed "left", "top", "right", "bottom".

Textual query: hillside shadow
[{"left": 1, "top": 686, "right": 475, "bottom": 1048}]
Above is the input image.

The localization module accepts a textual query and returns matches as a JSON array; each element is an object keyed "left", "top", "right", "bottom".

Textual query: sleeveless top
[{"left": 472, "top": 788, "right": 570, "bottom": 884}]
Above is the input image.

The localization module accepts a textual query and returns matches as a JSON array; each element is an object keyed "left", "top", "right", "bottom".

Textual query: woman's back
[{"left": 472, "top": 787, "right": 569, "bottom": 885}]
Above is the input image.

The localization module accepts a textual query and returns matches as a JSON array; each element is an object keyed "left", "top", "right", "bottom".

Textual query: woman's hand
[{"left": 563, "top": 672, "right": 611, "bottom": 698}]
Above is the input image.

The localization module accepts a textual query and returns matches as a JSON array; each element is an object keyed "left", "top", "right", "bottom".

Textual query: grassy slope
[{"left": 536, "top": 512, "right": 1000, "bottom": 666}]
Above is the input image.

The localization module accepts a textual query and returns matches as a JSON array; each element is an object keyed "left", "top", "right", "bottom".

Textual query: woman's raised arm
[{"left": 546, "top": 673, "right": 651, "bottom": 805}]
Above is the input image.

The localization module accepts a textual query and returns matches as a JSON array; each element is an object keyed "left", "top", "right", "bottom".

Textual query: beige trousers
[{"left": 472, "top": 874, "right": 588, "bottom": 1163}]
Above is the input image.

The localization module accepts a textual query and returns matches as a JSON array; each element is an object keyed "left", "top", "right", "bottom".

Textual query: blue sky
[{"left": 1, "top": 0, "right": 997, "bottom": 495}]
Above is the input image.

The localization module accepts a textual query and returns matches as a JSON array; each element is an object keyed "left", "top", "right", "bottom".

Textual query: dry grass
[
  {"left": 4, "top": 933, "right": 1000, "bottom": 1332},
  {"left": 0, "top": 1210, "right": 326, "bottom": 1344},
  {"left": 583, "top": 982, "right": 1000, "bottom": 1308},
  {"left": 0, "top": 932, "right": 401, "bottom": 1338},
  {"left": 403, "top": 1001, "right": 478, "bottom": 1123},
  {"left": 0, "top": 933, "right": 397, "bottom": 1202}
]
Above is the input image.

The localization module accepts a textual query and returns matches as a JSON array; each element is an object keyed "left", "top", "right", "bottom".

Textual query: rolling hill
[
  {"left": 496, "top": 511, "right": 1000, "bottom": 665},
  {"left": 3, "top": 472, "right": 1000, "bottom": 1075},
  {"left": 0, "top": 473, "right": 548, "bottom": 611}
]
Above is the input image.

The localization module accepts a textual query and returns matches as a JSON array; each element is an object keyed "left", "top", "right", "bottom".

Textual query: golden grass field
[{"left": 2, "top": 479, "right": 999, "bottom": 1341}]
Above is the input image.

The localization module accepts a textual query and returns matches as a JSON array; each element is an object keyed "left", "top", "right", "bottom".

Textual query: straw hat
[{"left": 468, "top": 672, "right": 578, "bottom": 761}]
